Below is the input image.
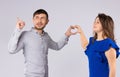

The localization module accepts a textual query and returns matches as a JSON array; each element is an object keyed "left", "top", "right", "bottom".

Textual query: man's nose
[{"left": 37, "top": 19, "right": 42, "bottom": 23}]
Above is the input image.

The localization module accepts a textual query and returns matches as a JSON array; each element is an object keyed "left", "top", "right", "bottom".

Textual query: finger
[
  {"left": 17, "top": 17, "right": 24, "bottom": 23},
  {"left": 74, "top": 25, "right": 79, "bottom": 28},
  {"left": 68, "top": 25, "right": 73, "bottom": 30},
  {"left": 71, "top": 32, "right": 77, "bottom": 35},
  {"left": 70, "top": 26, "right": 75, "bottom": 29},
  {"left": 17, "top": 17, "right": 21, "bottom": 21}
]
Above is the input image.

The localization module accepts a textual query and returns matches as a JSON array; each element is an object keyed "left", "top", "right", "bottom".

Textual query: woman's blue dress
[{"left": 85, "top": 37, "right": 120, "bottom": 77}]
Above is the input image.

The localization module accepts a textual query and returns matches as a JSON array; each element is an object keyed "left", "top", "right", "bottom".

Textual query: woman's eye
[{"left": 97, "top": 21, "right": 99, "bottom": 24}]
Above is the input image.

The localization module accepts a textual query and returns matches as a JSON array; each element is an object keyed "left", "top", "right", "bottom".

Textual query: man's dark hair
[{"left": 33, "top": 9, "right": 49, "bottom": 19}]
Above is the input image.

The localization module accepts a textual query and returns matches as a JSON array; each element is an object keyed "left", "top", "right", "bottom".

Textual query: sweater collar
[{"left": 31, "top": 27, "right": 45, "bottom": 35}]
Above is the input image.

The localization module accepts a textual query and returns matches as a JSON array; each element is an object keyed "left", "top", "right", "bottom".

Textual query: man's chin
[{"left": 34, "top": 26, "right": 44, "bottom": 30}]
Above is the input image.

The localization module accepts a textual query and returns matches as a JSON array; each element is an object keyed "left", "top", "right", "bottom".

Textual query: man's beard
[{"left": 34, "top": 26, "right": 45, "bottom": 30}]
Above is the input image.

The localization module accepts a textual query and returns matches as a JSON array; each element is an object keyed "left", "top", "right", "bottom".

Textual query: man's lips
[{"left": 36, "top": 23, "right": 43, "bottom": 27}]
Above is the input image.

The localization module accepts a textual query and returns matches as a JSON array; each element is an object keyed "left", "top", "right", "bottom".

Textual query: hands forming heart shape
[
  {"left": 70, "top": 26, "right": 78, "bottom": 34},
  {"left": 65, "top": 25, "right": 82, "bottom": 37}
]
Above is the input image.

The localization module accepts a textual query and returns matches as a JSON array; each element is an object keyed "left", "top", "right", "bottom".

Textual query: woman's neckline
[{"left": 95, "top": 38, "right": 109, "bottom": 42}]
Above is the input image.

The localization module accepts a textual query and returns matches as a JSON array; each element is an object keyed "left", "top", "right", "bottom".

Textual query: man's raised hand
[{"left": 16, "top": 17, "right": 25, "bottom": 30}]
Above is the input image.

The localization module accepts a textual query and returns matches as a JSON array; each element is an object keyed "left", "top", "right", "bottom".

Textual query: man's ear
[
  {"left": 46, "top": 19, "right": 49, "bottom": 24},
  {"left": 32, "top": 18, "right": 34, "bottom": 23}
]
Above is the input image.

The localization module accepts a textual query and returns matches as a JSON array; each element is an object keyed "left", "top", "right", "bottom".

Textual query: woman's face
[{"left": 93, "top": 17, "right": 103, "bottom": 33}]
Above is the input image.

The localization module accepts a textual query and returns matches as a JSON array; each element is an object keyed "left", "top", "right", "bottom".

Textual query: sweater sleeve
[
  {"left": 48, "top": 34, "right": 69, "bottom": 50},
  {"left": 8, "top": 28, "right": 25, "bottom": 54}
]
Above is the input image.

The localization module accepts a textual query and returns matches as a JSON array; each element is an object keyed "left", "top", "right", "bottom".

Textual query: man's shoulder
[
  {"left": 21, "top": 29, "right": 32, "bottom": 36},
  {"left": 44, "top": 31, "right": 48, "bottom": 35},
  {"left": 22, "top": 30, "right": 29, "bottom": 34},
  {"left": 44, "top": 32, "right": 51, "bottom": 39}
]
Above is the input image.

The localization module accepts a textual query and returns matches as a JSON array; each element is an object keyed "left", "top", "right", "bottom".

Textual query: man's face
[{"left": 33, "top": 14, "right": 49, "bottom": 30}]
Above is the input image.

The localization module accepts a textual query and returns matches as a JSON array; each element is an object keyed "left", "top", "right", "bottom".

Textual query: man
[{"left": 8, "top": 9, "right": 76, "bottom": 77}]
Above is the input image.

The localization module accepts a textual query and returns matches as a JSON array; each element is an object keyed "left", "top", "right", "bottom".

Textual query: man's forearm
[
  {"left": 8, "top": 28, "right": 22, "bottom": 54},
  {"left": 49, "top": 34, "right": 69, "bottom": 50}
]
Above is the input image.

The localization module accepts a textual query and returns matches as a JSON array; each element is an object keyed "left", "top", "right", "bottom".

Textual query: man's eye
[
  {"left": 35, "top": 16, "right": 39, "bottom": 19},
  {"left": 41, "top": 17, "right": 46, "bottom": 20},
  {"left": 36, "top": 17, "right": 39, "bottom": 19}
]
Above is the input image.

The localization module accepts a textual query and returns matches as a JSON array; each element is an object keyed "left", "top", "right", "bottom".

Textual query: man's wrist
[{"left": 65, "top": 33, "right": 70, "bottom": 37}]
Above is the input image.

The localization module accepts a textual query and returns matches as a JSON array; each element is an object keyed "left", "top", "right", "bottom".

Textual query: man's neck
[
  {"left": 37, "top": 30, "right": 43, "bottom": 34},
  {"left": 34, "top": 27, "right": 44, "bottom": 35}
]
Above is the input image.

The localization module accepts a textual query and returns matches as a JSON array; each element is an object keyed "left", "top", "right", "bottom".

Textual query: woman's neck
[{"left": 96, "top": 32, "right": 107, "bottom": 41}]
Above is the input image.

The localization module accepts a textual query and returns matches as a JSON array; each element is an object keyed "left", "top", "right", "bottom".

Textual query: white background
[{"left": 0, "top": 0, "right": 120, "bottom": 77}]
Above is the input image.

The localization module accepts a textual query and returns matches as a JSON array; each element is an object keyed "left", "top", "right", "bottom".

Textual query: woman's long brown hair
[{"left": 93, "top": 13, "right": 115, "bottom": 42}]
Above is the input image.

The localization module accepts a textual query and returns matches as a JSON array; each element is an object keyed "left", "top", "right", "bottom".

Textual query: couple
[{"left": 8, "top": 9, "right": 119, "bottom": 77}]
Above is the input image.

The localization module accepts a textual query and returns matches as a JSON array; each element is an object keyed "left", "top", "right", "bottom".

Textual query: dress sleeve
[
  {"left": 107, "top": 39, "right": 119, "bottom": 58},
  {"left": 97, "top": 38, "right": 119, "bottom": 58},
  {"left": 86, "top": 37, "right": 93, "bottom": 49},
  {"left": 85, "top": 37, "right": 93, "bottom": 54}
]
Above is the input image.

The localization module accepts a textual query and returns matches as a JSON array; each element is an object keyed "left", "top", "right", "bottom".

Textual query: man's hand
[
  {"left": 16, "top": 17, "right": 25, "bottom": 30},
  {"left": 65, "top": 26, "right": 77, "bottom": 37}
]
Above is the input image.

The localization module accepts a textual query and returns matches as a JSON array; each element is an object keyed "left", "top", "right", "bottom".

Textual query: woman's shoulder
[
  {"left": 105, "top": 38, "right": 118, "bottom": 46},
  {"left": 97, "top": 38, "right": 119, "bottom": 58},
  {"left": 88, "top": 37, "right": 94, "bottom": 43}
]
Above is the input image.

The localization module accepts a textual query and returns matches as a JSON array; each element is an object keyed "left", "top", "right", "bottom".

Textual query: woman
[{"left": 75, "top": 13, "right": 119, "bottom": 77}]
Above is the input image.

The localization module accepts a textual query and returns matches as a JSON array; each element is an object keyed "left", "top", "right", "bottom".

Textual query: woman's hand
[
  {"left": 74, "top": 25, "right": 88, "bottom": 49},
  {"left": 74, "top": 25, "right": 83, "bottom": 34}
]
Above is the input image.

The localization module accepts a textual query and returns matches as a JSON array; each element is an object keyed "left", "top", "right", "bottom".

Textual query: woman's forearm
[
  {"left": 109, "top": 65, "right": 116, "bottom": 77},
  {"left": 79, "top": 31, "right": 88, "bottom": 49},
  {"left": 105, "top": 48, "right": 116, "bottom": 77},
  {"left": 75, "top": 25, "right": 88, "bottom": 49}
]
